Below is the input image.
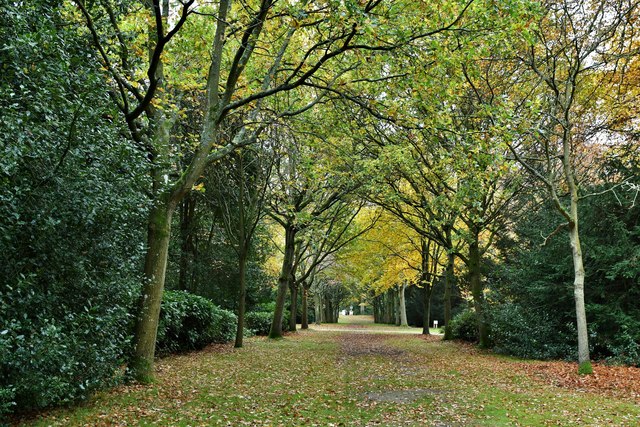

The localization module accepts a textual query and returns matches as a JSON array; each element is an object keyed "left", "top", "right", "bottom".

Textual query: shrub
[
  {"left": 489, "top": 302, "right": 576, "bottom": 360},
  {"left": 0, "top": 275, "right": 138, "bottom": 415},
  {"left": 450, "top": 308, "right": 478, "bottom": 342},
  {"left": 588, "top": 305, "right": 640, "bottom": 366},
  {"left": 0, "top": 1, "right": 149, "bottom": 415},
  {"left": 156, "top": 291, "right": 237, "bottom": 355},
  {"left": 244, "top": 310, "right": 292, "bottom": 335},
  {"left": 604, "top": 326, "right": 640, "bottom": 366},
  {"left": 245, "top": 311, "right": 273, "bottom": 336}
]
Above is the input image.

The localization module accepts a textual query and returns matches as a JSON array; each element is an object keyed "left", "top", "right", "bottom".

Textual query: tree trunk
[
  {"left": 269, "top": 224, "right": 296, "bottom": 338},
  {"left": 178, "top": 195, "right": 196, "bottom": 291},
  {"left": 420, "top": 238, "right": 432, "bottom": 335},
  {"left": 383, "top": 292, "right": 392, "bottom": 324},
  {"left": 130, "top": 200, "right": 174, "bottom": 383},
  {"left": 569, "top": 220, "right": 590, "bottom": 371},
  {"left": 323, "top": 296, "right": 331, "bottom": 323},
  {"left": 422, "top": 285, "right": 432, "bottom": 335},
  {"left": 559, "top": 127, "right": 591, "bottom": 373},
  {"left": 127, "top": 0, "right": 248, "bottom": 382},
  {"left": 373, "top": 296, "right": 380, "bottom": 323},
  {"left": 394, "top": 288, "right": 401, "bottom": 326},
  {"left": 301, "top": 285, "right": 309, "bottom": 329},
  {"left": 130, "top": 141, "right": 220, "bottom": 380},
  {"left": 234, "top": 252, "right": 248, "bottom": 348},
  {"left": 443, "top": 251, "right": 455, "bottom": 340},
  {"left": 323, "top": 296, "right": 337, "bottom": 323},
  {"left": 561, "top": 152, "right": 591, "bottom": 371},
  {"left": 314, "top": 291, "right": 322, "bottom": 324},
  {"left": 388, "top": 292, "right": 394, "bottom": 324},
  {"left": 129, "top": 0, "right": 175, "bottom": 383},
  {"left": 399, "top": 282, "right": 408, "bottom": 327},
  {"left": 289, "top": 281, "right": 298, "bottom": 332},
  {"left": 469, "top": 235, "right": 489, "bottom": 348}
]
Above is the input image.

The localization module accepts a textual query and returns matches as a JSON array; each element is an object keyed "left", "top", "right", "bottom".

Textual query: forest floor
[{"left": 13, "top": 316, "right": 640, "bottom": 426}]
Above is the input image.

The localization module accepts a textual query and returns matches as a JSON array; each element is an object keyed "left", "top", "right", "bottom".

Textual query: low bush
[
  {"left": 449, "top": 308, "right": 478, "bottom": 342},
  {"left": 489, "top": 302, "right": 576, "bottom": 360},
  {"left": 245, "top": 311, "right": 273, "bottom": 336},
  {"left": 588, "top": 305, "right": 640, "bottom": 366},
  {"left": 244, "top": 310, "right": 292, "bottom": 335},
  {"left": 0, "top": 275, "right": 138, "bottom": 415},
  {"left": 156, "top": 291, "right": 237, "bottom": 355}
]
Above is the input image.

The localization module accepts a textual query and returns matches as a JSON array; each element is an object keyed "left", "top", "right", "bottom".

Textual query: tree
[
  {"left": 293, "top": 199, "right": 376, "bottom": 329},
  {"left": 490, "top": 182, "right": 640, "bottom": 364},
  {"left": 334, "top": 211, "right": 431, "bottom": 327},
  {"left": 356, "top": 110, "right": 465, "bottom": 339},
  {"left": 266, "top": 121, "right": 364, "bottom": 336},
  {"left": 75, "top": 0, "right": 475, "bottom": 380},
  {"left": 507, "top": 0, "right": 638, "bottom": 374},
  {"left": 443, "top": 76, "right": 522, "bottom": 347},
  {"left": 418, "top": 237, "right": 445, "bottom": 334},
  {"left": 210, "top": 144, "right": 273, "bottom": 347}
]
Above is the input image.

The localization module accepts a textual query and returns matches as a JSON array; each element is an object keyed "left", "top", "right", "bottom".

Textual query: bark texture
[
  {"left": 234, "top": 253, "right": 247, "bottom": 348},
  {"left": 301, "top": 285, "right": 309, "bottom": 329},
  {"left": 469, "top": 236, "right": 489, "bottom": 348},
  {"left": 443, "top": 251, "right": 454, "bottom": 340},
  {"left": 269, "top": 225, "right": 296, "bottom": 338},
  {"left": 289, "top": 281, "right": 298, "bottom": 332},
  {"left": 399, "top": 282, "right": 408, "bottom": 327},
  {"left": 131, "top": 201, "right": 174, "bottom": 382}
]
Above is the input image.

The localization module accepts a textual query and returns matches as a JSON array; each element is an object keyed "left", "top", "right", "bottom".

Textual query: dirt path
[
  {"left": 310, "top": 325, "right": 427, "bottom": 334},
  {"left": 334, "top": 331, "right": 459, "bottom": 426},
  {"left": 338, "top": 332, "right": 407, "bottom": 358}
]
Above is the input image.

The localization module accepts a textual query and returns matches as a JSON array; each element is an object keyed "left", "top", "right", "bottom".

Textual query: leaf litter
[{"left": 12, "top": 328, "right": 640, "bottom": 426}]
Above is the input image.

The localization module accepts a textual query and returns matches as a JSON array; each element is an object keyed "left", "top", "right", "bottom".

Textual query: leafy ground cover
[{"left": 11, "top": 318, "right": 640, "bottom": 426}]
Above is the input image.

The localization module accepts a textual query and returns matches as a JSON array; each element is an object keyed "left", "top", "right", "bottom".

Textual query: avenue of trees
[{"left": 1, "top": 0, "right": 639, "bottom": 415}]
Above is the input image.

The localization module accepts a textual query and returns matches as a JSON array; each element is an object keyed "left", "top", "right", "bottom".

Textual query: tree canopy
[{"left": 1, "top": 0, "right": 639, "bottom": 416}]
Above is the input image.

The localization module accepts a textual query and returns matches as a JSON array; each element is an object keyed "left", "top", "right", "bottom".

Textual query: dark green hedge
[
  {"left": 156, "top": 291, "right": 237, "bottom": 355},
  {"left": 245, "top": 311, "right": 273, "bottom": 336},
  {"left": 0, "top": 277, "right": 138, "bottom": 415},
  {"left": 489, "top": 303, "right": 576, "bottom": 360},
  {"left": 0, "top": 1, "right": 149, "bottom": 415},
  {"left": 449, "top": 309, "right": 478, "bottom": 343}
]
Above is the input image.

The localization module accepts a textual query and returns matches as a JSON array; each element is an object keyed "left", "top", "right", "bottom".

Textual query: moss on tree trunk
[{"left": 130, "top": 202, "right": 173, "bottom": 383}]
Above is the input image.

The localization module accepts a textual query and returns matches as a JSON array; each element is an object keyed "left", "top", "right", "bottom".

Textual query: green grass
[{"left": 14, "top": 326, "right": 640, "bottom": 426}]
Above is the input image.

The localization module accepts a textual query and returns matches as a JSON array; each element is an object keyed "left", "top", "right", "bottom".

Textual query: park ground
[{"left": 12, "top": 316, "right": 640, "bottom": 426}]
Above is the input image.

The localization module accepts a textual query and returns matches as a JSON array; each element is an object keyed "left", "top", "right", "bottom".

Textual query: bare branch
[{"left": 541, "top": 222, "right": 569, "bottom": 246}]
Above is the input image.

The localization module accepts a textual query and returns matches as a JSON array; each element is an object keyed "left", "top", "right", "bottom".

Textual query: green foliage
[
  {"left": 0, "top": 0, "right": 148, "bottom": 415},
  {"left": 491, "top": 189, "right": 640, "bottom": 364},
  {"left": 0, "top": 276, "right": 139, "bottom": 415},
  {"left": 243, "top": 308, "right": 291, "bottom": 335},
  {"left": 156, "top": 291, "right": 237, "bottom": 355},
  {"left": 588, "top": 304, "right": 640, "bottom": 366},
  {"left": 245, "top": 312, "right": 274, "bottom": 336},
  {"left": 165, "top": 196, "right": 275, "bottom": 313},
  {"left": 488, "top": 303, "right": 576, "bottom": 360},
  {"left": 578, "top": 361, "right": 594, "bottom": 375},
  {"left": 449, "top": 308, "right": 478, "bottom": 342}
]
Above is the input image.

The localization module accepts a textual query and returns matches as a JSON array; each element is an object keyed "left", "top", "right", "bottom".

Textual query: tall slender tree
[
  {"left": 210, "top": 144, "right": 273, "bottom": 347},
  {"left": 508, "top": 0, "right": 638, "bottom": 373}
]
